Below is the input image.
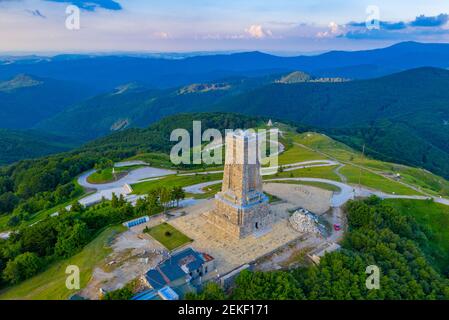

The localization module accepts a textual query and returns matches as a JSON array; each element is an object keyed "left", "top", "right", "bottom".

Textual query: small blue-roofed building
[
  {"left": 131, "top": 289, "right": 161, "bottom": 300},
  {"left": 123, "top": 216, "right": 150, "bottom": 228},
  {"left": 158, "top": 286, "right": 179, "bottom": 300},
  {"left": 131, "top": 286, "right": 179, "bottom": 301},
  {"left": 143, "top": 247, "right": 215, "bottom": 297}
]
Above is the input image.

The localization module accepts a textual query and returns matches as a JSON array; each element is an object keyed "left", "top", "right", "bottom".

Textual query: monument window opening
[{"left": 255, "top": 222, "right": 259, "bottom": 229}]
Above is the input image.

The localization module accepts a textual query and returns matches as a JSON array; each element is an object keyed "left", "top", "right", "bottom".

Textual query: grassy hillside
[
  {"left": 86, "top": 165, "right": 144, "bottom": 184},
  {"left": 294, "top": 132, "right": 449, "bottom": 197},
  {"left": 132, "top": 172, "right": 223, "bottom": 195}
]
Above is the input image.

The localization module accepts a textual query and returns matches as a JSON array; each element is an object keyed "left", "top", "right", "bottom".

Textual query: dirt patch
[
  {"left": 78, "top": 228, "right": 166, "bottom": 300},
  {"left": 255, "top": 237, "right": 320, "bottom": 271},
  {"left": 263, "top": 183, "right": 332, "bottom": 214}
]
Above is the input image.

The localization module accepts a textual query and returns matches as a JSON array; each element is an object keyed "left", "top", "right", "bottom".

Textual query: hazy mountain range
[{"left": 1, "top": 41, "right": 449, "bottom": 92}]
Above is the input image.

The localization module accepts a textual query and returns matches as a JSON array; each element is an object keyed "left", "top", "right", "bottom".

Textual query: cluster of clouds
[
  {"left": 317, "top": 22, "right": 341, "bottom": 38},
  {"left": 245, "top": 25, "right": 273, "bottom": 39},
  {"left": 3, "top": 0, "right": 449, "bottom": 41},
  {"left": 316, "top": 13, "right": 449, "bottom": 40},
  {"left": 201, "top": 13, "right": 449, "bottom": 42},
  {"left": 1, "top": 0, "right": 449, "bottom": 52}
]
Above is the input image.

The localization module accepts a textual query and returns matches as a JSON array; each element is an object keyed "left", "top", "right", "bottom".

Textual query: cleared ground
[
  {"left": 79, "top": 223, "right": 166, "bottom": 300},
  {"left": 263, "top": 183, "right": 332, "bottom": 214}
]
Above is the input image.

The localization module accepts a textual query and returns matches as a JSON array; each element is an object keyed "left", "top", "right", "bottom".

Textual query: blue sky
[{"left": 0, "top": 0, "right": 449, "bottom": 53}]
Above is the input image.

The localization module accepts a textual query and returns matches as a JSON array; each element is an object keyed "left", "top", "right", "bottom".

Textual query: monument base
[{"left": 207, "top": 194, "right": 273, "bottom": 239}]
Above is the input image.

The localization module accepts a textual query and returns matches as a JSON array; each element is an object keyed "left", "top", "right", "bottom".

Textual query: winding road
[
  {"left": 75, "top": 148, "right": 449, "bottom": 211},
  {"left": 76, "top": 165, "right": 175, "bottom": 207}
]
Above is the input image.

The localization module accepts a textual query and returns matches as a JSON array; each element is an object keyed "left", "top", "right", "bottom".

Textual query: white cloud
[
  {"left": 329, "top": 21, "right": 339, "bottom": 33},
  {"left": 153, "top": 31, "right": 170, "bottom": 39},
  {"left": 317, "top": 21, "right": 343, "bottom": 38},
  {"left": 245, "top": 24, "right": 272, "bottom": 38}
]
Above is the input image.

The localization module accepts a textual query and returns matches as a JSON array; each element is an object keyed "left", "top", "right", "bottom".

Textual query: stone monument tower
[{"left": 208, "top": 130, "right": 272, "bottom": 239}]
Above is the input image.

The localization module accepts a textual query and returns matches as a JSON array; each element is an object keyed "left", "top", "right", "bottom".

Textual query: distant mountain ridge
[{"left": 1, "top": 42, "right": 449, "bottom": 92}]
